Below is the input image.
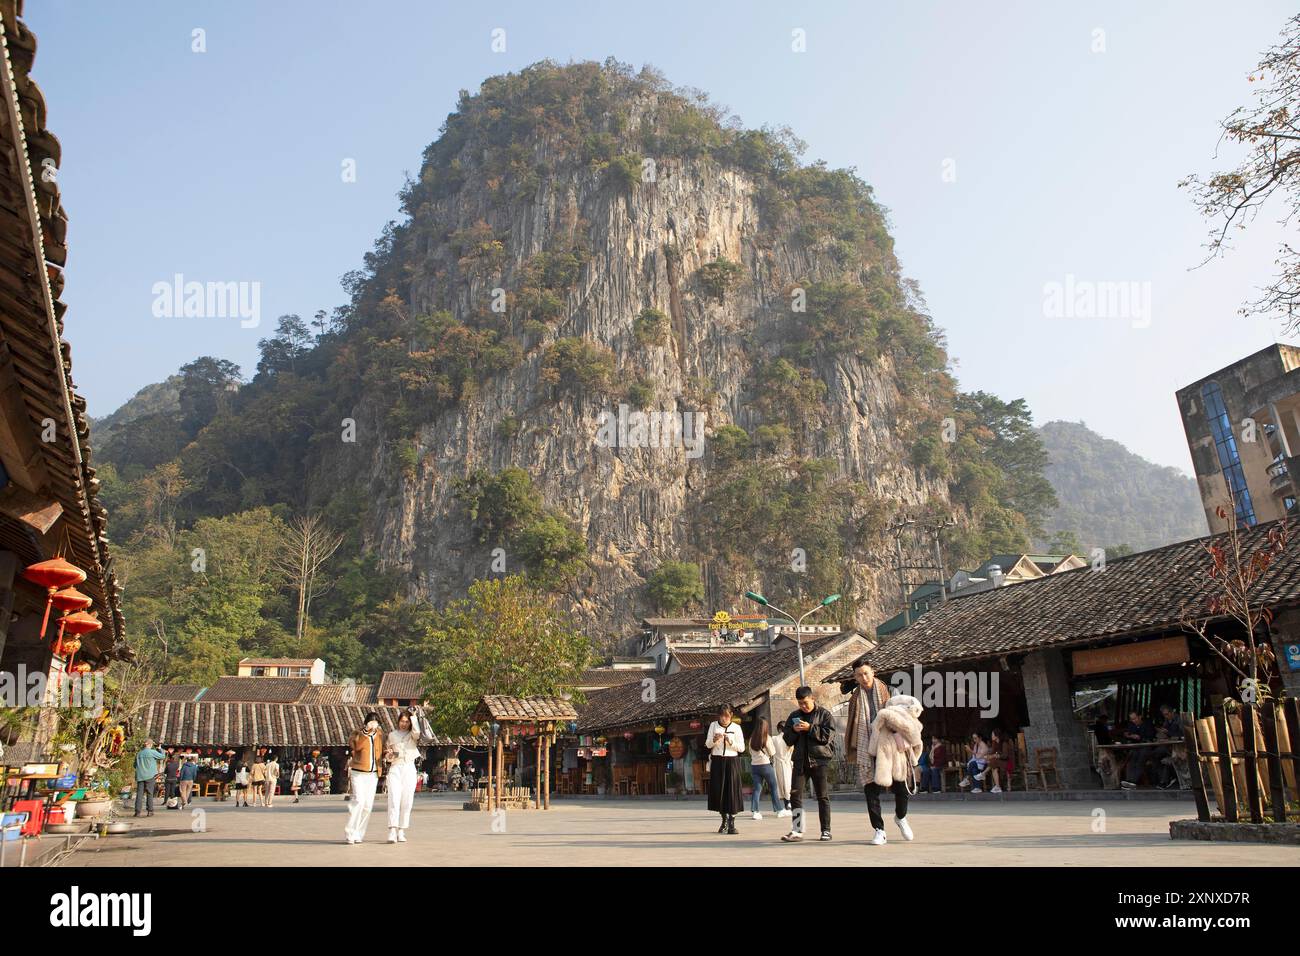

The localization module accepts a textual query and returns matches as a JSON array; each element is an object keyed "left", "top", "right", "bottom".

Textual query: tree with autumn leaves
[{"left": 1181, "top": 503, "right": 1289, "bottom": 706}]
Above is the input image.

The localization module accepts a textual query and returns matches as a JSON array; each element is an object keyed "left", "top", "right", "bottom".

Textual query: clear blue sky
[{"left": 27, "top": 0, "right": 1297, "bottom": 472}]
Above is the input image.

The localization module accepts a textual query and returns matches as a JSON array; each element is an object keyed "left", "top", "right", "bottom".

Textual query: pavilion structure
[{"left": 471, "top": 695, "right": 578, "bottom": 811}]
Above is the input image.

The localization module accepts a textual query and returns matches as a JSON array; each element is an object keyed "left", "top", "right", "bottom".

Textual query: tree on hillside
[
  {"left": 422, "top": 575, "right": 591, "bottom": 735},
  {"left": 257, "top": 314, "right": 314, "bottom": 376},
  {"left": 178, "top": 357, "right": 241, "bottom": 437},
  {"left": 646, "top": 560, "right": 705, "bottom": 613},
  {"left": 272, "top": 513, "right": 345, "bottom": 642},
  {"left": 1183, "top": 14, "right": 1300, "bottom": 330}
]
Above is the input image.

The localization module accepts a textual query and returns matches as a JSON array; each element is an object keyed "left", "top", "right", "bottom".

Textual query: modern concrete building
[{"left": 1176, "top": 343, "right": 1300, "bottom": 532}]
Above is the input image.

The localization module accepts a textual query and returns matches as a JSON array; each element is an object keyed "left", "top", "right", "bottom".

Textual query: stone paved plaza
[{"left": 59, "top": 792, "right": 1298, "bottom": 867}]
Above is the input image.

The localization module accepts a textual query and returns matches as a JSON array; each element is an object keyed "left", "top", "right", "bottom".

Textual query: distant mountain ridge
[
  {"left": 87, "top": 375, "right": 181, "bottom": 449},
  {"left": 1036, "top": 420, "right": 1206, "bottom": 553}
]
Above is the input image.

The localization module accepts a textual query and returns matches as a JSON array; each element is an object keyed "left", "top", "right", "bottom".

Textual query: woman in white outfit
[
  {"left": 771, "top": 720, "right": 794, "bottom": 817},
  {"left": 385, "top": 708, "right": 422, "bottom": 843}
]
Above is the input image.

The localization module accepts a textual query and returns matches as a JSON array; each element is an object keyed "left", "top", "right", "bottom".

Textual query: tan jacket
[{"left": 349, "top": 728, "right": 385, "bottom": 774}]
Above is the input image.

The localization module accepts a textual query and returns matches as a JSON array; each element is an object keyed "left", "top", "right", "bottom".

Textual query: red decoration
[
  {"left": 59, "top": 611, "right": 101, "bottom": 635},
  {"left": 623, "top": 731, "right": 635, "bottom": 741},
  {"left": 689, "top": 720, "right": 702, "bottom": 731},
  {"left": 21, "top": 558, "right": 86, "bottom": 638}
]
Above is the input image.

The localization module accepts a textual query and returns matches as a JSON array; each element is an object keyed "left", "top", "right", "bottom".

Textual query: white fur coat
[{"left": 864, "top": 695, "right": 925, "bottom": 788}]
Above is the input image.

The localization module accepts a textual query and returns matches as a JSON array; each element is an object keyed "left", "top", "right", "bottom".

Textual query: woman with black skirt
[{"left": 706, "top": 705, "right": 746, "bottom": 833}]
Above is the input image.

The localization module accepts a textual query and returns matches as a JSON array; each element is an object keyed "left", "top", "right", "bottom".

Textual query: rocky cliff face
[{"left": 336, "top": 63, "right": 953, "bottom": 648}]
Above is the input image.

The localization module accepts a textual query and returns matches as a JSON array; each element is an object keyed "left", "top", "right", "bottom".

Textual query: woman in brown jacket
[{"left": 344, "top": 712, "right": 385, "bottom": 844}]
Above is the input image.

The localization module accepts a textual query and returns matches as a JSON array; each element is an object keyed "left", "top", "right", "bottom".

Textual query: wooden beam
[{"left": 0, "top": 481, "right": 60, "bottom": 534}]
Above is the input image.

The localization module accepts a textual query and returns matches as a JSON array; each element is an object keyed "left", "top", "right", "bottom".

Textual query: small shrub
[
  {"left": 633, "top": 308, "right": 669, "bottom": 347},
  {"left": 698, "top": 258, "right": 744, "bottom": 303}
]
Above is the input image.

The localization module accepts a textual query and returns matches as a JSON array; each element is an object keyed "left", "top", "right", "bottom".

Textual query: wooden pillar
[
  {"left": 535, "top": 735, "right": 542, "bottom": 809},
  {"left": 495, "top": 733, "right": 504, "bottom": 810},
  {"left": 485, "top": 730, "right": 494, "bottom": 812},
  {"left": 543, "top": 737, "right": 551, "bottom": 809},
  {"left": 0, "top": 551, "right": 17, "bottom": 666}
]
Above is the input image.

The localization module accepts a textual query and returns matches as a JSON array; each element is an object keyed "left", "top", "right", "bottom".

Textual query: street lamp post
[{"left": 745, "top": 591, "right": 841, "bottom": 687}]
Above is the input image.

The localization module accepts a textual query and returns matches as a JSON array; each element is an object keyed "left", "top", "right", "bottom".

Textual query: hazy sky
[{"left": 26, "top": 0, "right": 1298, "bottom": 472}]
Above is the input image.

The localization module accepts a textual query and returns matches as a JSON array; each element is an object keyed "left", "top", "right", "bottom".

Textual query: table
[{"left": 1095, "top": 741, "right": 1188, "bottom": 789}]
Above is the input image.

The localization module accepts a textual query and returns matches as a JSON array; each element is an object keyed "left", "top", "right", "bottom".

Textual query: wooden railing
[{"left": 1180, "top": 699, "right": 1300, "bottom": 824}]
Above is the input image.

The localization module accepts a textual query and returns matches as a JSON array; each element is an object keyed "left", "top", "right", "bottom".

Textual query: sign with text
[{"left": 1071, "top": 635, "right": 1190, "bottom": 677}]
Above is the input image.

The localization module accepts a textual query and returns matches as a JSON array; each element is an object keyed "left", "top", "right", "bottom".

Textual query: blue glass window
[{"left": 1202, "top": 381, "right": 1256, "bottom": 526}]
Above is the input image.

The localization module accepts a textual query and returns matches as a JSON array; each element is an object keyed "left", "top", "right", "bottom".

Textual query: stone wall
[{"left": 1021, "top": 649, "right": 1096, "bottom": 788}]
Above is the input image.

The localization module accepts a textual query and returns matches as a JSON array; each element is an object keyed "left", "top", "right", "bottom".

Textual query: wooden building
[
  {"left": 0, "top": 1, "right": 127, "bottom": 695},
  {"left": 826, "top": 521, "right": 1300, "bottom": 788}
]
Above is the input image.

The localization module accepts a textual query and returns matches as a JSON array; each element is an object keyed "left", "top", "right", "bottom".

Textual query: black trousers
[
  {"left": 864, "top": 781, "right": 909, "bottom": 830},
  {"left": 790, "top": 764, "right": 831, "bottom": 833}
]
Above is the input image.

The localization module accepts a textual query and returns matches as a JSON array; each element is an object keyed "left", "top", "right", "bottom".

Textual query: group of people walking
[
  {"left": 343, "top": 707, "right": 422, "bottom": 845},
  {"left": 229, "top": 753, "right": 283, "bottom": 807},
  {"left": 706, "top": 659, "right": 924, "bottom": 845}
]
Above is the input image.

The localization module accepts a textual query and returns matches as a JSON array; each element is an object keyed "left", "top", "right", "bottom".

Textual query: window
[{"left": 1202, "top": 382, "right": 1256, "bottom": 526}]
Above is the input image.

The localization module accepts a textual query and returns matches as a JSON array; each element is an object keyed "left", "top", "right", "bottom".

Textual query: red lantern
[
  {"left": 689, "top": 720, "right": 702, "bottom": 731},
  {"left": 623, "top": 731, "right": 635, "bottom": 741},
  {"left": 22, "top": 558, "right": 86, "bottom": 637},
  {"left": 59, "top": 611, "right": 102, "bottom": 636},
  {"left": 71, "top": 662, "right": 91, "bottom": 674}
]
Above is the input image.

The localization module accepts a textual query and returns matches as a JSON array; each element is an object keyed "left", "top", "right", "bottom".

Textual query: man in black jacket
[{"left": 781, "top": 686, "right": 836, "bottom": 842}]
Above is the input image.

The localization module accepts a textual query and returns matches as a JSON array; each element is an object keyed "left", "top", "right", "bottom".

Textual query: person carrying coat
[
  {"left": 780, "top": 686, "right": 837, "bottom": 842},
  {"left": 862, "top": 694, "right": 924, "bottom": 845}
]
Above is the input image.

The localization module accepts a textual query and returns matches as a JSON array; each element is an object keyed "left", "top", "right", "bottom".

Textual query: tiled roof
[
  {"left": 575, "top": 668, "right": 646, "bottom": 689},
  {"left": 376, "top": 671, "right": 424, "bottom": 700},
  {"left": 238, "top": 657, "right": 318, "bottom": 667},
  {"left": 0, "top": 2, "right": 126, "bottom": 663},
  {"left": 829, "top": 521, "right": 1300, "bottom": 680},
  {"left": 0, "top": 740, "right": 47, "bottom": 766},
  {"left": 475, "top": 695, "right": 579, "bottom": 722},
  {"left": 200, "top": 676, "right": 310, "bottom": 703},
  {"left": 671, "top": 649, "right": 767, "bottom": 670},
  {"left": 578, "top": 633, "right": 868, "bottom": 733},
  {"left": 140, "top": 701, "right": 484, "bottom": 748},
  {"left": 298, "top": 683, "right": 378, "bottom": 706},
  {"left": 141, "top": 684, "right": 203, "bottom": 702}
]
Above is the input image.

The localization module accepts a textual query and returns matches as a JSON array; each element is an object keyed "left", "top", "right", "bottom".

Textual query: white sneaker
[
  {"left": 776, "top": 808, "right": 791, "bottom": 818},
  {"left": 781, "top": 830, "right": 803, "bottom": 842},
  {"left": 895, "top": 816, "right": 913, "bottom": 841},
  {"left": 752, "top": 811, "right": 762, "bottom": 820},
  {"left": 971, "top": 788, "right": 983, "bottom": 793},
  {"left": 387, "top": 828, "right": 398, "bottom": 843},
  {"left": 973, "top": 771, "right": 986, "bottom": 781},
  {"left": 869, "top": 828, "right": 887, "bottom": 846},
  {"left": 345, "top": 836, "right": 359, "bottom": 844},
  {"left": 990, "top": 786, "right": 1003, "bottom": 793},
  {"left": 958, "top": 777, "right": 971, "bottom": 789},
  {"left": 397, "top": 830, "right": 407, "bottom": 842}
]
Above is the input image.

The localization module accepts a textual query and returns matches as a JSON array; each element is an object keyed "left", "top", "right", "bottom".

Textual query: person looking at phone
[
  {"left": 706, "top": 705, "right": 746, "bottom": 833},
  {"left": 780, "top": 686, "right": 836, "bottom": 842}
]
